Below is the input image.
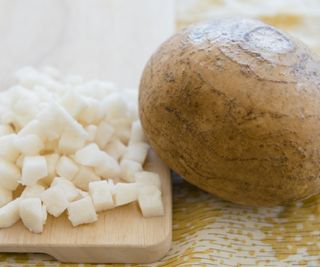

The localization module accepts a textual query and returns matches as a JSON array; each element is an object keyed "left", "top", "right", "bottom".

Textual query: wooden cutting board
[
  {"left": 0, "top": 150, "right": 172, "bottom": 264},
  {"left": 0, "top": 0, "right": 174, "bottom": 264}
]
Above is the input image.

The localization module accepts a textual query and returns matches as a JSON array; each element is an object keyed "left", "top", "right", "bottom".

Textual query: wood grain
[{"left": 0, "top": 0, "right": 174, "bottom": 263}]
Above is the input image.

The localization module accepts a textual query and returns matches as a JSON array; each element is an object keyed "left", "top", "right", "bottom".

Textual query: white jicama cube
[
  {"left": 89, "top": 180, "right": 114, "bottom": 212},
  {"left": 85, "top": 125, "right": 97, "bottom": 142},
  {"left": 134, "top": 171, "right": 161, "bottom": 189},
  {"left": 14, "top": 134, "right": 44, "bottom": 156},
  {"left": 35, "top": 104, "right": 62, "bottom": 140},
  {"left": 95, "top": 122, "right": 114, "bottom": 148},
  {"left": 138, "top": 193, "right": 164, "bottom": 218},
  {"left": 41, "top": 186, "right": 69, "bottom": 217},
  {"left": 103, "top": 94, "right": 128, "bottom": 120},
  {"left": 53, "top": 101, "right": 88, "bottom": 139},
  {"left": 0, "top": 134, "right": 20, "bottom": 161},
  {"left": 0, "top": 198, "right": 20, "bottom": 228},
  {"left": 46, "top": 154, "right": 59, "bottom": 177},
  {"left": 139, "top": 185, "right": 162, "bottom": 197},
  {"left": 106, "top": 179, "right": 116, "bottom": 194},
  {"left": 79, "top": 98, "right": 103, "bottom": 125},
  {"left": 21, "top": 156, "right": 48, "bottom": 186},
  {"left": 30, "top": 86, "right": 53, "bottom": 103},
  {"left": 94, "top": 152, "right": 121, "bottom": 179},
  {"left": 122, "top": 142, "right": 149, "bottom": 164},
  {"left": 40, "top": 154, "right": 59, "bottom": 186},
  {"left": 39, "top": 153, "right": 60, "bottom": 186},
  {"left": 19, "top": 197, "right": 47, "bottom": 233},
  {"left": 18, "top": 120, "right": 46, "bottom": 142},
  {"left": 67, "top": 197, "right": 97, "bottom": 227},
  {"left": 0, "top": 159, "right": 20, "bottom": 190},
  {"left": 114, "top": 183, "right": 138, "bottom": 207},
  {"left": 0, "top": 124, "right": 13, "bottom": 137},
  {"left": 120, "top": 159, "right": 142, "bottom": 182},
  {"left": 15, "top": 66, "right": 42, "bottom": 87},
  {"left": 36, "top": 102, "right": 88, "bottom": 140},
  {"left": 78, "top": 80, "right": 114, "bottom": 99},
  {"left": 122, "top": 89, "right": 139, "bottom": 121},
  {"left": 73, "top": 166, "right": 100, "bottom": 191},
  {"left": 111, "top": 118, "right": 132, "bottom": 131},
  {"left": 60, "top": 90, "right": 87, "bottom": 119},
  {"left": 56, "top": 156, "right": 79, "bottom": 180},
  {"left": 104, "top": 139, "right": 126, "bottom": 161},
  {"left": 21, "top": 184, "right": 45, "bottom": 199},
  {"left": 76, "top": 189, "right": 89, "bottom": 200},
  {"left": 129, "top": 120, "right": 146, "bottom": 144},
  {"left": 12, "top": 93, "right": 39, "bottom": 118},
  {"left": 1, "top": 112, "right": 21, "bottom": 131},
  {"left": 74, "top": 143, "right": 104, "bottom": 167},
  {"left": 58, "top": 131, "right": 86, "bottom": 154},
  {"left": 112, "top": 121, "right": 131, "bottom": 144},
  {"left": 10, "top": 114, "right": 32, "bottom": 131},
  {"left": 51, "top": 177, "right": 79, "bottom": 202},
  {"left": 0, "top": 186, "right": 12, "bottom": 207}
]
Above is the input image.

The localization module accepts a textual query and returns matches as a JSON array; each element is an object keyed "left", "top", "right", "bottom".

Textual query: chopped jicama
[
  {"left": 0, "top": 67, "right": 164, "bottom": 233},
  {"left": 104, "top": 139, "right": 126, "bottom": 161},
  {"left": 41, "top": 153, "right": 60, "bottom": 186},
  {"left": 114, "top": 183, "right": 138, "bottom": 207},
  {"left": 21, "top": 156, "right": 48, "bottom": 186},
  {"left": 0, "top": 186, "right": 12, "bottom": 207},
  {"left": 74, "top": 143, "right": 104, "bottom": 167},
  {"left": 0, "top": 198, "right": 20, "bottom": 228},
  {"left": 122, "top": 142, "right": 149, "bottom": 164},
  {"left": 85, "top": 125, "right": 97, "bottom": 142},
  {"left": 41, "top": 186, "right": 69, "bottom": 217},
  {"left": 138, "top": 193, "right": 164, "bottom": 218},
  {"left": 0, "top": 134, "right": 20, "bottom": 161},
  {"left": 0, "top": 124, "right": 13, "bottom": 137},
  {"left": 120, "top": 159, "right": 142, "bottom": 182},
  {"left": 0, "top": 159, "right": 21, "bottom": 190},
  {"left": 134, "top": 171, "right": 161, "bottom": 189},
  {"left": 73, "top": 166, "right": 101, "bottom": 191},
  {"left": 89, "top": 180, "right": 114, "bottom": 212},
  {"left": 67, "top": 197, "right": 97, "bottom": 227},
  {"left": 19, "top": 197, "right": 47, "bottom": 233},
  {"left": 14, "top": 134, "right": 44, "bottom": 156},
  {"left": 95, "top": 122, "right": 114, "bottom": 148},
  {"left": 129, "top": 120, "right": 146, "bottom": 144},
  {"left": 21, "top": 184, "right": 45, "bottom": 199},
  {"left": 51, "top": 177, "right": 79, "bottom": 202},
  {"left": 94, "top": 152, "right": 121, "bottom": 179},
  {"left": 56, "top": 156, "right": 79, "bottom": 180},
  {"left": 58, "top": 131, "right": 86, "bottom": 154}
]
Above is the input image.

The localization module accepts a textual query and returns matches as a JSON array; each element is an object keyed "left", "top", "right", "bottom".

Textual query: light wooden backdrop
[{"left": 0, "top": 0, "right": 175, "bottom": 89}]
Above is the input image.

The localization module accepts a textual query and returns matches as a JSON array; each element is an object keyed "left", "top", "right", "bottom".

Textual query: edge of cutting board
[{"left": 0, "top": 149, "right": 172, "bottom": 264}]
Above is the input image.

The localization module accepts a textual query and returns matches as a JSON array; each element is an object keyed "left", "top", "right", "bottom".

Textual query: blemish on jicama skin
[{"left": 244, "top": 26, "right": 294, "bottom": 54}]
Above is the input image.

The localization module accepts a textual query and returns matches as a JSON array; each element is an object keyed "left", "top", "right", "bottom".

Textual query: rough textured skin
[{"left": 139, "top": 18, "right": 320, "bottom": 206}]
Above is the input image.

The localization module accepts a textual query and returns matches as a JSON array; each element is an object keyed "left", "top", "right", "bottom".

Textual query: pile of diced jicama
[{"left": 0, "top": 67, "right": 164, "bottom": 234}]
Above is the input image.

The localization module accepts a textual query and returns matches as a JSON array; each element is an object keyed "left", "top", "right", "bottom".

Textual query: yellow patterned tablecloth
[
  {"left": 2, "top": 176, "right": 320, "bottom": 266},
  {"left": 2, "top": 1, "right": 320, "bottom": 266}
]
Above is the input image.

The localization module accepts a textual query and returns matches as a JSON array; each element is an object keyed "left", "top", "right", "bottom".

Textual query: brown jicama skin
[{"left": 139, "top": 18, "right": 320, "bottom": 206}]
